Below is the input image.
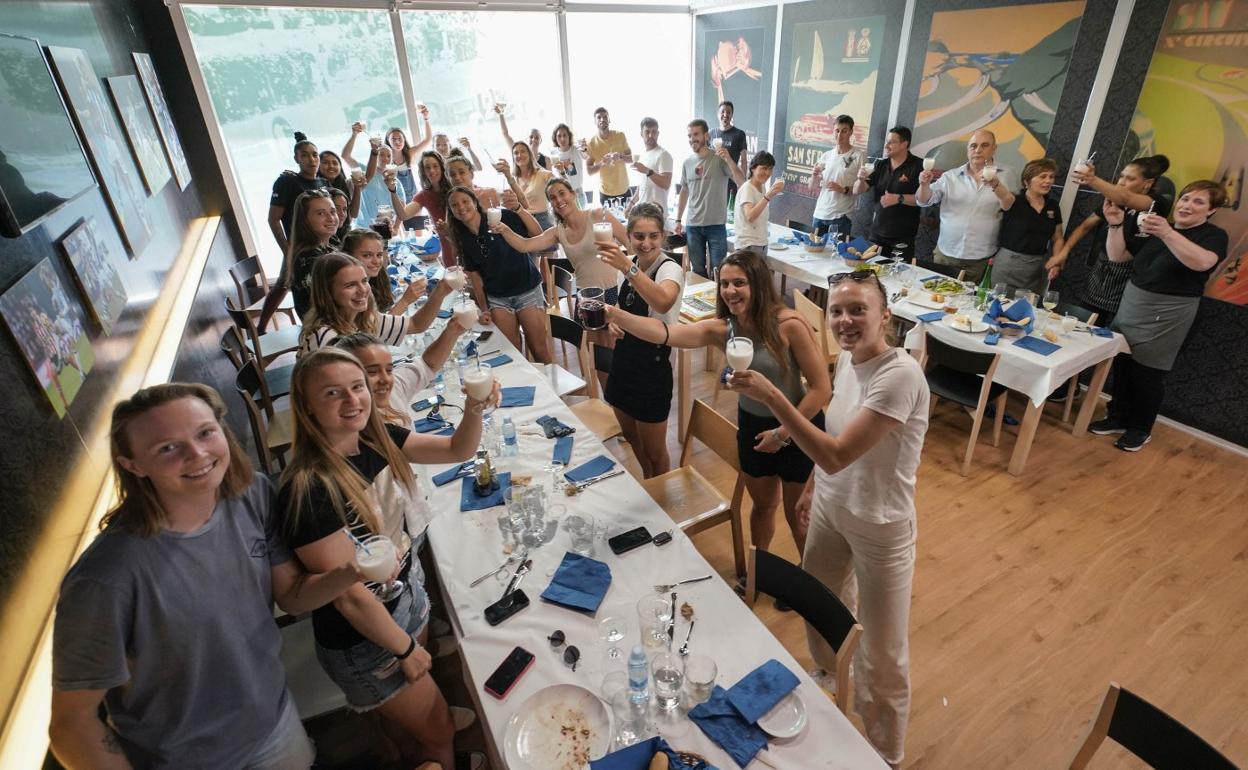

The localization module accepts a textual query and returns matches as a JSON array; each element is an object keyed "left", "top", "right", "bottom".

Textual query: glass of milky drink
[
  {"left": 923, "top": 157, "right": 935, "bottom": 172},
  {"left": 726, "top": 336, "right": 754, "bottom": 373},
  {"left": 981, "top": 166, "right": 997, "bottom": 183},
  {"left": 711, "top": 137, "right": 724, "bottom": 150},
  {"left": 463, "top": 362, "right": 494, "bottom": 402},
  {"left": 486, "top": 207, "right": 503, "bottom": 227},
  {"left": 593, "top": 221, "right": 613, "bottom": 243},
  {"left": 356, "top": 535, "right": 402, "bottom": 601},
  {"left": 452, "top": 297, "right": 479, "bottom": 329},
  {"left": 444, "top": 265, "right": 468, "bottom": 291}
]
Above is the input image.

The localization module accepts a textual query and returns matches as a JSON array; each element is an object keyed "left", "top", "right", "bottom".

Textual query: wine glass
[
  {"left": 1042, "top": 290, "right": 1059, "bottom": 313},
  {"left": 358, "top": 534, "right": 404, "bottom": 601},
  {"left": 598, "top": 614, "right": 628, "bottom": 661}
]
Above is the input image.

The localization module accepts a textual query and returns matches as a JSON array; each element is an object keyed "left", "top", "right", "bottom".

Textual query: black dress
[{"left": 604, "top": 256, "right": 678, "bottom": 423}]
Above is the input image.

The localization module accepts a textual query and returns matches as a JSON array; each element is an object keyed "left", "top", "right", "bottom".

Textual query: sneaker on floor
[
  {"left": 808, "top": 667, "right": 837, "bottom": 696},
  {"left": 450, "top": 705, "right": 477, "bottom": 732},
  {"left": 1115, "top": 430, "right": 1152, "bottom": 452},
  {"left": 429, "top": 616, "right": 452, "bottom": 638},
  {"left": 1089, "top": 417, "right": 1127, "bottom": 435},
  {"left": 429, "top": 635, "right": 459, "bottom": 659},
  {"left": 455, "top": 750, "right": 487, "bottom": 770}
]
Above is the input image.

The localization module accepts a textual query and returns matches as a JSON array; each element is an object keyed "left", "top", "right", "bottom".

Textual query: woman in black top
[
  {"left": 259, "top": 188, "right": 339, "bottom": 330},
  {"left": 452, "top": 186, "right": 554, "bottom": 362},
  {"left": 1091, "top": 180, "right": 1228, "bottom": 452},
  {"left": 992, "top": 158, "right": 1064, "bottom": 296},
  {"left": 267, "top": 132, "right": 329, "bottom": 256}
]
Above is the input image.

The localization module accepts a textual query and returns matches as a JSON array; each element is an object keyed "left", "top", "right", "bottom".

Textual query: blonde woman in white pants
[{"left": 728, "top": 270, "right": 929, "bottom": 767}]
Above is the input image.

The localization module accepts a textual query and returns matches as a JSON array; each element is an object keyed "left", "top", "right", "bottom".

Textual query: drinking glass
[
  {"left": 601, "top": 670, "right": 629, "bottom": 702},
  {"left": 358, "top": 534, "right": 404, "bottom": 602},
  {"left": 992, "top": 282, "right": 1009, "bottom": 303},
  {"left": 637, "top": 595, "right": 673, "bottom": 650},
  {"left": 1042, "top": 290, "right": 1059, "bottom": 312},
  {"left": 598, "top": 614, "right": 628, "bottom": 662},
  {"left": 610, "top": 690, "right": 647, "bottom": 749},
  {"left": 521, "top": 487, "right": 552, "bottom": 547},
  {"left": 578, "top": 287, "right": 607, "bottom": 330},
  {"left": 564, "top": 512, "right": 597, "bottom": 556},
  {"left": 1061, "top": 314, "right": 1079, "bottom": 336},
  {"left": 683, "top": 654, "right": 717, "bottom": 704},
  {"left": 651, "top": 652, "right": 684, "bottom": 711},
  {"left": 725, "top": 336, "right": 754, "bottom": 373}
]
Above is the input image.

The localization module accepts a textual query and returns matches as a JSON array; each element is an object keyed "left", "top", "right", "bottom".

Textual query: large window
[
  {"left": 565, "top": 12, "right": 691, "bottom": 198},
  {"left": 400, "top": 11, "right": 563, "bottom": 174},
  {"left": 184, "top": 6, "right": 408, "bottom": 265}
]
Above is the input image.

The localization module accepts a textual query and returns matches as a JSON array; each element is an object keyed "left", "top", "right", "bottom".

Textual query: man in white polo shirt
[
  {"left": 629, "top": 117, "right": 673, "bottom": 214},
  {"left": 915, "top": 129, "right": 1012, "bottom": 283},
  {"left": 809, "top": 114, "right": 863, "bottom": 239}
]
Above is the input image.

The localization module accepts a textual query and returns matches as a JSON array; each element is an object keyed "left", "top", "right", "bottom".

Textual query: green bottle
[{"left": 977, "top": 258, "right": 994, "bottom": 307}]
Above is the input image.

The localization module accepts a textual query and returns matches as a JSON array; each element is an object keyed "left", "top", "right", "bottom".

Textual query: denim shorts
[
  {"left": 488, "top": 282, "right": 547, "bottom": 313},
  {"left": 314, "top": 583, "right": 431, "bottom": 712}
]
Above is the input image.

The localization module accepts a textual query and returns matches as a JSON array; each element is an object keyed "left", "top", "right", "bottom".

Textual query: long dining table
[{"left": 400, "top": 321, "right": 888, "bottom": 770}]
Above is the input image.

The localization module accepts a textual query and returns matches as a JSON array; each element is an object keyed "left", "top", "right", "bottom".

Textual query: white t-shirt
[
  {"left": 812, "top": 347, "right": 929, "bottom": 524},
  {"left": 635, "top": 146, "right": 674, "bottom": 211},
  {"left": 734, "top": 181, "right": 770, "bottom": 248},
  {"left": 550, "top": 147, "right": 586, "bottom": 192},
  {"left": 813, "top": 147, "right": 863, "bottom": 220},
  {"left": 300, "top": 313, "right": 408, "bottom": 356},
  {"left": 615, "top": 257, "right": 685, "bottom": 325}
]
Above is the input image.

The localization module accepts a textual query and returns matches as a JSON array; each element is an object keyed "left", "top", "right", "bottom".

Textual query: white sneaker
[
  {"left": 429, "top": 635, "right": 460, "bottom": 659},
  {"left": 429, "top": 616, "right": 453, "bottom": 638},
  {"left": 808, "top": 667, "right": 838, "bottom": 696},
  {"left": 451, "top": 705, "right": 477, "bottom": 732}
]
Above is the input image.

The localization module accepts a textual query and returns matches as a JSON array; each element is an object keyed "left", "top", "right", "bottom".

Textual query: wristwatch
[
  {"left": 626, "top": 264, "right": 640, "bottom": 278},
  {"left": 646, "top": 169, "right": 654, "bottom": 178}
]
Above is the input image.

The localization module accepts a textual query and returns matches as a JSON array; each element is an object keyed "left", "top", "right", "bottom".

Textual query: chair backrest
[
  {"left": 748, "top": 546, "right": 859, "bottom": 654},
  {"left": 680, "top": 399, "right": 739, "bottom": 471},
  {"left": 1057, "top": 302, "right": 1099, "bottom": 326},
  {"left": 548, "top": 312, "right": 584, "bottom": 347},
  {"left": 553, "top": 265, "right": 575, "bottom": 297},
  {"left": 235, "top": 359, "right": 273, "bottom": 416},
  {"left": 221, "top": 326, "right": 251, "bottom": 370},
  {"left": 913, "top": 258, "right": 966, "bottom": 281},
  {"left": 924, "top": 330, "right": 999, "bottom": 377},
  {"left": 229, "top": 256, "right": 268, "bottom": 308},
  {"left": 787, "top": 219, "right": 812, "bottom": 234},
  {"left": 793, "top": 290, "right": 838, "bottom": 359},
  {"left": 1069, "top": 682, "right": 1237, "bottom": 770},
  {"left": 234, "top": 362, "right": 278, "bottom": 474}
]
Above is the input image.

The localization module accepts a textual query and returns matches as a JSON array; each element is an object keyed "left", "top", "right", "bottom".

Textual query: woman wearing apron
[
  {"left": 1091, "top": 180, "right": 1228, "bottom": 452},
  {"left": 991, "top": 158, "right": 1064, "bottom": 296},
  {"left": 597, "top": 203, "right": 685, "bottom": 477}
]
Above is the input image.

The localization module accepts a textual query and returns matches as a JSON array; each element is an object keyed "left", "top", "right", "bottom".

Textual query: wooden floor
[{"left": 596, "top": 344, "right": 1248, "bottom": 769}]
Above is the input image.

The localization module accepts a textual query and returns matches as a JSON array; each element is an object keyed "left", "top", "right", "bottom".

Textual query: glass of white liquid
[
  {"left": 711, "top": 137, "right": 724, "bottom": 150},
  {"left": 444, "top": 265, "right": 467, "bottom": 291},
  {"left": 486, "top": 207, "right": 502, "bottom": 227},
  {"left": 1061, "top": 314, "right": 1079, "bottom": 336},
  {"left": 923, "top": 157, "right": 936, "bottom": 172},
  {"left": 452, "top": 298, "right": 479, "bottom": 329},
  {"left": 683, "top": 654, "right": 717, "bottom": 704},
  {"left": 1136, "top": 210, "right": 1154, "bottom": 238},
  {"left": 1074, "top": 159, "right": 1090, "bottom": 175},
  {"left": 981, "top": 166, "right": 997, "bottom": 182},
  {"left": 592, "top": 221, "right": 614, "bottom": 243},
  {"left": 356, "top": 535, "right": 402, "bottom": 601},
  {"left": 1042, "top": 290, "right": 1059, "bottom": 312},
  {"left": 651, "top": 652, "right": 685, "bottom": 711},
  {"left": 726, "top": 336, "right": 754, "bottom": 373},
  {"left": 463, "top": 362, "right": 493, "bottom": 402}
]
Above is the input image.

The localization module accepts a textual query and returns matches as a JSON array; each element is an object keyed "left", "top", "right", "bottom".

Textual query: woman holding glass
[
  {"left": 330, "top": 329, "right": 474, "bottom": 428},
  {"left": 550, "top": 123, "right": 589, "bottom": 205},
  {"left": 260, "top": 188, "right": 339, "bottom": 329},
  {"left": 386, "top": 150, "right": 456, "bottom": 265},
  {"left": 341, "top": 228, "right": 423, "bottom": 315},
  {"left": 50, "top": 383, "right": 364, "bottom": 769},
  {"left": 1092, "top": 180, "right": 1228, "bottom": 452},
  {"left": 606, "top": 249, "right": 830, "bottom": 559},
  {"left": 497, "top": 142, "right": 555, "bottom": 234},
  {"left": 278, "top": 347, "right": 492, "bottom": 770},
  {"left": 989, "top": 158, "right": 1064, "bottom": 296},
  {"left": 729, "top": 270, "right": 929, "bottom": 767}
]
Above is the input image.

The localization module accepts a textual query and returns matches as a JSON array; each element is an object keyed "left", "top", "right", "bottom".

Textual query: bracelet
[
  {"left": 661, "top": 322, "right": 670, "bottom": 346},
  {"left": 395, "top": 636, "right": 418, "bottom": 660},
  {"left": 772, "top": 428, "right": 792, "bottom": 447}
]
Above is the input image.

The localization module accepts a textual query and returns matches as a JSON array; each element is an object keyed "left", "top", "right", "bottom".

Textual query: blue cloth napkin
[
  {"left": 564, "top": 455, "right": 617, "bottom": 483},
  {"left": 459, "top": 472, "right": 510, "bottom": 512},
  {"left": 540, "top": 552, "right": 612, "bottom": 613},
  {"left": 436, "top": 308, "right": 452, "bottom": 319},
  {"left": 483, "top": 353, "right": 513, "bottom": 367},
  {"left": 984, "top": 331, "right": 1001, "bottom": 345},
  {"left": 982, "top": 297, "right": 1035, "bottom": 328},
  {"left": 1092, "top": 326, "right": 1114, "bottom": 338},
  {"left": 590, "top": 737, "right": 716, "bottom": 770},
  {"left": 725, "top": 659, "right": 801, "bottom": 724},
  {"left": 498, "top": 386, "right": 535, "bottom": 408},
  {"left": 432, "top": 461, "right": 474, "bottom": 487},
  {"left": 776, "top": 236, "right": 800, "bottom": 245},
  {"left": 413, "top": 416, "right": 454, "bottom": 434},
  {"left": 688, "top": 686, "right": 769, "bottom": 768},
  {"left": 552, "top": 435, "right": 573, "bottom": 465},
  {"left": 463, "top": 340, "right": 477, "bottom": 358},
  {"left": 916, "top": 310, "right": 945, "bottom": 323},
  {"left": 1013, "top": 335, "right": 1061, "bottom": 356},
  {"left": 832, "top": 236, "right": 870, "bottom": 257}
]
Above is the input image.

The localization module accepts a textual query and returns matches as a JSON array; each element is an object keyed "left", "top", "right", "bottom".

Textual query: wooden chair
[
  {"left": 235, "top": 359, "right": 293, "bottom": 475},
  {"left": 745, "top": 546, "right": 862, "bottom": 714},
  {"left": 224, "top": 296, "right": 301, "bottom": 369},
  {"left": 920, "top": 328, "right": 1007, "bottom": 476},
  {"left": 547, "top": 312, "right": 622, "bottom": 443},
  {"left": 228, "top": 256, "right": 296, "bottom": 326},
  {"left": 221, "top": 327, "right": 294, "bottom": 402},
  {"left": 1068, "top": 682, "right": 1237, "bottom": 769},
  {"left": 911, "top": 258, "right": 966, "bottom": 282},
  {"left": 640, "top": 400, "right": 748, "bottom": 579},
  {"left": 1054, "top": 303, "right": 1100, "bottom": 423},
  {"left": 793, "top": 290, "right": 840, "bottom": 370},
  {"left": 546, "top": 263, "right": 575, "bottom": 319}
]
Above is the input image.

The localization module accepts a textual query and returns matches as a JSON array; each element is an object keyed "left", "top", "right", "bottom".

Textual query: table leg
[
  {"left": 1008, "top": 399, "right": 1044, "bottom": 476},
  {"left": 1072, "top": 357, "right": 1112, "bottom": 436},
  {"left": 678, "top": 348, "right": 691, "bottom": 443}
]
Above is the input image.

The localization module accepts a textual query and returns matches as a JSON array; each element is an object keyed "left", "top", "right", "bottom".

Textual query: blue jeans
[
  {"left": 686, "top": 224, "right": 728, "bottom": 278},
  {"left": 812, "top": 215, "right": 852, "bottom": 238}
]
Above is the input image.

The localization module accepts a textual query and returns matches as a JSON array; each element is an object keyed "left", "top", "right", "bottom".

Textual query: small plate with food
[
  {"left": 943, "top": 315, "right": 989, "bottom": 333},
  {"left": 908, "top": 293, "right": 946, "bottom": 310},
  {"left": 504, "top": 684, "right": 611, "bottom": 770}
]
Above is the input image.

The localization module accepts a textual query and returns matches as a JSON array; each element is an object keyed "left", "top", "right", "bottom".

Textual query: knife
[
  {"left": 501, "top": 559, "right": 531, "bottom": 599},
  {"left": 667, "top": 591, "right": 676, "bottom": 647},
  {"left": 573, "top": 469, "right": 624, "bottom": 491}
]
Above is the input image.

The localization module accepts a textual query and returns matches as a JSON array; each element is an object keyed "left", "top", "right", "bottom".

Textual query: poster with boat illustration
[
  {"left": 780, "top": 15, "right": 885, "bottom": 191},
  {"left": 1121, "top": 0, "right": 1248, "bottom": 305},
  {"left": 911, "top": 2, "right": 1084, "bottom": 175}
]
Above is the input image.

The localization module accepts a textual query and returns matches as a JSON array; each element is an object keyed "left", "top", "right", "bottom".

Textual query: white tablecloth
[{"left": 405, "top": 324, "right": 886, "bottom": 769}]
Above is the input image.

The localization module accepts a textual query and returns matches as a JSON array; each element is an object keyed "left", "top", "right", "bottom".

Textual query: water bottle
[
  {"left": 627, "top": 646, "right": 650, "bottom": 706},
  {"left": 455, "top": 353, "right": 468, "bottom": 386},
  {"left": 501, "top": 416, "right": 518, "bottom": 456}
]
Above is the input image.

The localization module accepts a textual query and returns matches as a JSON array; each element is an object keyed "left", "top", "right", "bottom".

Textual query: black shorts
[
  {"left": 604, "top": 339, "right": 672, "bottom": 423},
  {"left": 736, "top": 407, "right": 824, "bottom": 483}
]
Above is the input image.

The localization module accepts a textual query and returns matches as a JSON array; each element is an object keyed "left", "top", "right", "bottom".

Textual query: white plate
[
  {"left": 503, "top": 683, "right": 612, "bottom": 770},
  {"left": 757, "top": 690, "right": 808, "bottom": 739},
  {"left": 907, "top": 293, "right": 946, "bottom": 310},
  {"left": 942, "top": 315, "right": 989, "bottom": 333},
  {"left": 771, "top": 243, "right": 789, "bottom": 251}
]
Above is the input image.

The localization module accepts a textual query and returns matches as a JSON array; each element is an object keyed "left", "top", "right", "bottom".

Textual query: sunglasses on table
[{"left": 828, "top": 269, "right": 883, "bottom": 287}]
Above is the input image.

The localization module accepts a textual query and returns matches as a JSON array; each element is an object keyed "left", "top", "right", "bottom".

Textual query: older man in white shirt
[{"left": 915, "top": 130, "right": 1013, "bottom": 282}]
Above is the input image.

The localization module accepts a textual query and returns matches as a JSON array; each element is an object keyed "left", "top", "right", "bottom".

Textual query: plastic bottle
[
  {"left": 501, "top": 416, "right": 518, "bottom": 456},
  {"left": 627, "top": 645, "right": 650, "bottom": 705}
]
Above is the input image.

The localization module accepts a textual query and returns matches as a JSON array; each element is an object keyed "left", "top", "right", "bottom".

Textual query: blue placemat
[
  {"left": 540, "top": 552, "right": 612, "bottom": 613},
  {"left": 916, "top": 310, "right": 945, "bottom": 323},
  {"left": 413, "top": 416, "right": 455, "bottom": 435},
  {"left": 688, "top": 686, "right": 769, "bottom": 768},
  {"left": 499, "top": 386, "right": 535, "bottom": 408},
  {"left": 564, "top": 455, "right": 616, "bottom": 483},
  {"left": 552, "top": 435, "right": 573, "bottom": 465},
  {"left": 459, "top": 472, "right": 510, "bottom": 512},
  {"left": 725, "top": 659, "right": 801, "bottom": 724},
  {"left": 1013, "top": 335, "right": 1060, "bottom": 356},
  {"left": 483, "top": 354, "right": 513, "bottom": 367}
]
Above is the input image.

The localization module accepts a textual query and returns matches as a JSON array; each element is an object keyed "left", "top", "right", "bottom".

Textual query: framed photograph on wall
[
  {"left": 0, "top": 34, "right": 97, "bottom": 238},
  {"left": 60, "top": 217, "right": 128, "bottom": 335},
  {"left": 107, "top": 74, "right": 172, "bottom": 195},
  {"left": 132, "top": 53, "right": 191, "bottom": 191},
  {"left": 0, "top": 257, "right": 96, "bottom": 418},
  {"left": 47, "top": 45, "right": 153, "bottom": 256}
]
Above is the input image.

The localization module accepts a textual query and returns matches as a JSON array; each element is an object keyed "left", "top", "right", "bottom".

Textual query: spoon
[{"left": 680, "top": 619, "right": 696, "bottom": 657}]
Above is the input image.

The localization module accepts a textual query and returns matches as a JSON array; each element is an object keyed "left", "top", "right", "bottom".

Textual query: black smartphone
[
  {"left": 484, "top": 589, "right": 530, "bottom": 626},
  {"left": 411, "top": 395, "right": 444, "bottom": 413},
  {"left": 608, "top": 527, "right": 653, "bottom": 555},
  {"left": 653, "top": 531, "right": 673, "bottom": 547},
  {"left": 475, "top": 330, "right": 494, "bottom": 342},
  {"left": 484, "top": 646, "right": 535, "bottom": 700}
]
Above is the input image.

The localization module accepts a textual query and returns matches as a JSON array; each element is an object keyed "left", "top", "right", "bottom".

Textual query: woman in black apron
[{"left": 597, "top": 203, "right": 685, "bottom": 477}]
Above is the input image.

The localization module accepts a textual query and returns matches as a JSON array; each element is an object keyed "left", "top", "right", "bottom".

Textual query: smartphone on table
[{"left": 484, "top": 646, "right": 536, "bottom": 699}]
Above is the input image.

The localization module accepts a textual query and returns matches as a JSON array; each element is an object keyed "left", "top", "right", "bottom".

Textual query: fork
[{"left": 653, "top": 574, "right": 713, "bottom": 593}]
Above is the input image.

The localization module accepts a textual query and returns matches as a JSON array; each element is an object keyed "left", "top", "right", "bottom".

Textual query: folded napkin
[
  {"left": 432, "top": 461, "right": 474, "bottom": 487},
  {"left": 538, "top": 415, "right": 576, "bottom": 439},
  {"left": 482, "top": 353, "right": 513, "bottom": 368},
  {"left": 834, "top": 236, "right": 871, "bottom": 257},
  {"left": 776, "top": 236, "right": 800, "bottom": 245},
  {"left": 540, "top": 552, "right": 612, "bottom": 613},
  {"left": 916, "top": 310, "right": 945, "bottom": 323},
  {"left": 688, "top": 686, "right": 769, "bottom": 768},
  {"left": 498, "top": 386, "right": 535, "bottom": 408},
  {"left": 552, "top": 435, "right": 573, "bottom": 465},
  {"left": 463, "top": 339, "right": 477, "bottom": 358},
  {"left": 1092, "top": 326, "right": 1114, "bottom": 338},
  {"left": 436, "top": 308, "right": 452, "bottom": 319},
  {"left": 1013, "top": 335, "right": 1060, "bottom": 356},
  {"left": 725, "top": 659, "right": 801, "bottom": 724},
  {"left": 590, "top": 737, "right": 716, "bottom": 770},
  {"left": 982, "top": 297, "right": 1035, "bottom": 328},
  {"left": 459, "top": 472, "right": 510, "bottom": 512},
  {"left": 984, "top": 331, "right": 1001, "bottom": 345},
  {"left": 564, "top": 455, "right": 617, "bottom": 483},
  {"left": 413, "top": 416, "right": 454, "bottom": 434}
]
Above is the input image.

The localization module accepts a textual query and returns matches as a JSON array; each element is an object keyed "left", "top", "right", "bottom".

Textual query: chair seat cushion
[
  {"left": 927, "top": 365, "right": 1006, "bottom": 408},
  {"left": 641, "top": 466, "right": 729, "bottom": 531}
]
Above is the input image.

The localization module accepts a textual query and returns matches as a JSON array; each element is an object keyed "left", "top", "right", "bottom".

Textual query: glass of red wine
[{"left": 578, "top": 287, "right": 607, "bottom": 330}]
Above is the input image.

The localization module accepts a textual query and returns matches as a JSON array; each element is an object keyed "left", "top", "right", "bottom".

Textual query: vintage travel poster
[{"left": 697, "top": 19, "right": 771, "bottom": 144}]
